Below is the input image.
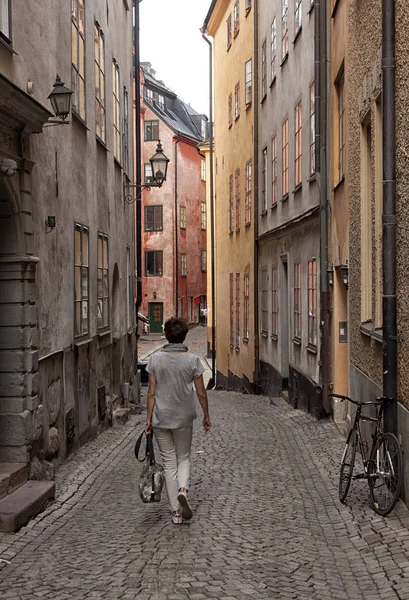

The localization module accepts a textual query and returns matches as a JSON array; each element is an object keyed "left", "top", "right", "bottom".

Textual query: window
[
  {"left": 181, "top": 254, "right": 187, "bottom": 277},
  {"left": 112, "top": 60, "right": 121, "bottom": 161},
  {"left": 295, "top": 101, "right": 302, "bottom": 187},
  {"left": 361, "top": 119, "right": 372, "bottom": 322},
  {"left": 201, "top": 157, "right": 206, "bottom": 181},
  {"left": 201, "top": 202, "right": 207, "bottom": 230},
  {"left": 0, "top": 0, "right": 11, "bottom": 42},
  {"left": 145, "top": 206, "right": 163, "bottom": 232},
  {"left": 201, "top": 249, "right": 207, "bottom": 272},
  {"left": 261, "top": 267, "right": 268, "bottom": 335},
  {"left": 261, "top": 147, "right": 267, "bottom": 212},
  {"left": 74, "top": 224, "right": 89, "bottom": 338},
  {"left": 245, "top": 0, "right": 252, "bottom": 9},
  {"left": 145, "top": 251, "right": 163, "bottom": 276},
  {"left": 230, "top": 273, "right": 234, "bottom": 346},
  {"left": 337, "top": 73, "right": 345, "bottom": 180},
  {"left": 236, "top": 273, "right": 240, "bottom": 349},
  {"left": 282, "top": 0, "right": 289, "bottom": 59},
  {"left": 227, "top": 14, "right": 232, "bottom": 49},
  {"left": 261, "top": 40, "right": 267, "bottom": 99},
  {"left": 294, "top": 263, "right": 301, "bottom": 339},
  {"left": 201, "top": 118, "right": 207, "bottom": 139},
  {"left": 97, "top": 233, "right": 109, "bottom": 330},
  {"left": 245, "top": 60, "right": 252, "bottom": 105},
  {"left": 235, "top": 169, "right": 241, "bottom": 231},
  {"left": 72, "top": 0, "right": 86, "bottom": 120},
  {"left": 145, "top": 120, "right": 159, "bottom": 141},
  {"left": 158, "top": 94, "right": 165, "bottom": 110},
  {"left": 243, "top": 273, "right": 249, "bottom": 340},
  {"left": 146, "top": 88, "right": 153, "bottom": 102},
  {"left": 271, "top": 18, "right": 277, "bottom": 83},
  {"left": 235, "top": 82, "right": 240, "bottom": 119},
  {"left": 228, "top": 93, "right": 233, "bottom": 127},
  {"left": 94, "top": 23, "right": 106, "bottom": 142},
  {"left": 234, "top": 1, "right": 240, "bottom": 36},
  {"left": 229, "top": 175, "right": 234, "bottom": 234},
  {"left": 144, "top": 163, "right": 153, "bottom": 184},
  {"left": 270, "top": 136, "right": 277, "bottom": 207},
  {"left": 245, "top": 160, "right": 252, "bottom": 225},
  {"left": 282, "top": 119, "right": 289, "bottom": 197},
  {"left": 310, "top": 82, "right": 315, "bottom": 175},
  {"left": 123, "top": 87, "right": 129, "bottom": 173},
  {"left": 180, "top": 206, "right": 186, "bottom": 229},
  {"left": 295, "top": 0, "right": 302, "bottom": 35},
  {"left": 272, "top": 266, "right": 278, "bottom": 337},
  {"left": 308, "top": 259, "right": 317, "bottom": 346}
]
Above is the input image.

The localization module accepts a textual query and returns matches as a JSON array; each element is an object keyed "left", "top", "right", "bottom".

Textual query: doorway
[
  {"left": 280, "top": 257, "right": 289, "bottom": 389},
  {"left": 149, "top": 302, "right": 163, "bottom": 333}
]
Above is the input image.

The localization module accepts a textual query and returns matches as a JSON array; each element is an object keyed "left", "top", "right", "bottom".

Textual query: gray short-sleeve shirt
[{"left": 146, "top": 351, "right": 205, "bottom": 429}]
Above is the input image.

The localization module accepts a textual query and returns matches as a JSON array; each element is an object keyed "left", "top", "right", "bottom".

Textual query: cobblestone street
[{"left": 1, "top": 329, "right": 409, "bottom": 599}]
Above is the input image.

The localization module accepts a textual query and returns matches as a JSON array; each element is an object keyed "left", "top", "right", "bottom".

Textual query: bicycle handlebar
[{"left": 328, "top": 393, "right": 392, "bottom": 407}]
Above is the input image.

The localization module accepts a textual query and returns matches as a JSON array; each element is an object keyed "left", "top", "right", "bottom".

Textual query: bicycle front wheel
[
  {"left": 339, "top": 429, "right": 357, "bottom": 503},
  {"left": 369, "top": 432, "right": 403, "bottom": 517}
]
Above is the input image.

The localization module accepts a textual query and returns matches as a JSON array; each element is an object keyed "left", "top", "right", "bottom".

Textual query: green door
[{"left": 149, "top": 302, "right": 163, "bottom": 333}]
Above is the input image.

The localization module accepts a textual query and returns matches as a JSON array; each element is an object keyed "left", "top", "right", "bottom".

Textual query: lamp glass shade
[
  {"left": 150, "top": 141, "right": 170, "bottom": 185},
  {"left": 48, "top": 75, "right": 73, "bottom": 119}
]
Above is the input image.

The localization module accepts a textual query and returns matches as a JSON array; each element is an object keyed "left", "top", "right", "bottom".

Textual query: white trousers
[{"left": 153, "top": 426, "right": 193, "bottom": 512}]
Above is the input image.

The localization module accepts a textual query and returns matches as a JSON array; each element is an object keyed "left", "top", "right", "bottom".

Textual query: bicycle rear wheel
[
  {"left": 369, "top": 432, "right": 403, "bottom": 516},
  {"left": 339, "top": 429, "right": 357, "bottom": 503}
]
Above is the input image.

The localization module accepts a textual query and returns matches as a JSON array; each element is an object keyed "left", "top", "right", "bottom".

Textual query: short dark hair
[{"left": 164, "top": 317, "right": 189, "bottom": 343}]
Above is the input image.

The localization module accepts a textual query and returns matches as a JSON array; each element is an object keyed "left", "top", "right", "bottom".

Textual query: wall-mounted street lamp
[
  {"left": 327, "top": 265, "right": 334, "bottom": 287},
  {"left": 46, "top": 74, "right": 73, "bottom": 125},
  {"left": 340, "top": 260, "right": 349, "bottom": 289},
  {"left": 124, "top": 140, "right": 170, "bottom": 204}
]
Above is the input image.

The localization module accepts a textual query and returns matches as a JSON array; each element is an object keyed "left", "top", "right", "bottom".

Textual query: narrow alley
[{"left": 0, "top": 328, "right": 409, "bottom": 600}]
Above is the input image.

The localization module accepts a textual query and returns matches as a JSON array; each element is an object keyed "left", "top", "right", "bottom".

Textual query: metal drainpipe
[
  {"left": 315, "top": 0, "right": 330, "bottom": 414},
  {"left": 174, "top": 135, "right": 181, "bottom": 317},
  {"left": 134, "top": 0, "right": 142, "bottom": 352},
  {"left": 382, "top": 0, "right": 397, "bottom": 435},
  {"left": 253, "top": 0, "right": 260, "bottom": 392},
  {"left": 201, "top": 29, "right": 216, "bottom": 389}
]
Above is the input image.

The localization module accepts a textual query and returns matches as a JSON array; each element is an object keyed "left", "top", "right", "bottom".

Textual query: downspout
[
  {"left": 382, "top": 0, "right": 397, "bottom": 435},
  {"left": 174, "top": 135, "right": 181, "bottom": 316},
  {"left": 253, "top": 0, "right": 260, "bottom": 392},
  {"left": 134, "top": 0, "right": 142, "bottom": 340},
  {"left": 315, "top": 0, "right": 330, "bottom": 413},
  {"left": 201, "top": 29, "right": 216, "bottom": 389}
]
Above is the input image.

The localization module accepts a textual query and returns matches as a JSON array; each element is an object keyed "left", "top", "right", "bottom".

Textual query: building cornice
[
  {"left": 205, "top": 0, "right": 230, "bottom": 37},
  {"left": 0, "top": 74, "right": 52, "bottom": 135}
]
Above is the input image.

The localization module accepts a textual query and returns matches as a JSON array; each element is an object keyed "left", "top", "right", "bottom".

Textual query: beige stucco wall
[{"left": 207, "top": 0, "right": 255, "bottom": 386}]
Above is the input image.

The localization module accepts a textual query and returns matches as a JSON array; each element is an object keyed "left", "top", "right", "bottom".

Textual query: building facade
[
  {"left": 204, "top": 0, "right": 256, "bottom": 392},
  {"left": 0, "top": 0, "right": 135, "bottom": 471},
  {"left": 139, "top": 64, "right": 207, "bottom": 332},
  {"left": 257, "top": 0, "right": 321, "bottom": 414}
]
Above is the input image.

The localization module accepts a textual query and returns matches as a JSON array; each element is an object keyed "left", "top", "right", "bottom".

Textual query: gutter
[
  {"left": 382, "top": 0, "right": 397, "bottom": 434},
  {"left": 253, "top": 0, "right": 260, "bottom": 392}
]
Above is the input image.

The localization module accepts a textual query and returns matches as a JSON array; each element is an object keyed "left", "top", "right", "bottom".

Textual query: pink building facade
[{"left": 139, "top": 64, "right": 208, "bottom": 333}]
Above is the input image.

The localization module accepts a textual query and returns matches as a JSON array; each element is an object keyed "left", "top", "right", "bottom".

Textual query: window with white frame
[
  {"left": 74, "top": 223, "right": 89, "bottom": 338},
  {"left": 282, "top": 0, "right": 288, "bottom": 58},
  {"left": 235, "top": 168, "right": 241, "bottom": 231},
  {"left": 261, "top": 40, "right": 267, "bottom": 99},
  {"left": 295, "top": 101, "right": 302, "bottom": 187},
  {"left": 310, "top": 82, "right": 315, "bottom": 175},
  {"left": 201, "top": 118, "right": 207, "bottom": 139},
  {"left": 229, "top": 175, "right": 234, "bottom": 233},
  {"left": 261, "top": 267, "right": 268, "bottom": 335},
  {"left": 272, "top": 266, "right": 278, "bottom": 337},
  {"left": 181, "top": 254, "right": 187, "bottom": 277},
  {"left": 243, "top": 273, "right": 249, "bottom": 340},
  {"left": 144, "top": 162, "right": 153, "bottom": 184},
  {"left": 282, "top": 118, "right": 289, "bottom": 196},
  {"left": 245, "top": 59, "right": 252, "bottom": 105},
  {"left": 180, "top": 205, "right": 186, "bottom": 229},
  {"left": 245, "top": 159, "right": 252, "bottom": 225},
  {"left": 294, "top": 263, "right": 301, "bottom": 339},
  {"left": 123, "top": 87, "right": 129, "bottom": 173},
  {"left": 72, "top": 0, "right": 86, "bottom": 120},
  {"left": 272, "top": 135, "right": 278, "bottom": 207},
  {"left": 261, "top": 147, "right": 267, "bottom": 212},
  {"left": 201, "top": 249, "right": 207, "bottom": 272},
  {"left": 94, "top": 23, "right": 105, "bottom": 142},
  {"left": 235, "top": 82, "right": 240, "bottom": 119},
  {"left": 112, "top": 60, "right": 121, "bottom": 161},
  {"left": 158, "top": 94, "right": 165, "bottom": 110},
  {"left": 146, "top": 88, "right": 153, "bottom": 102},
  {"left": 201, "top": 157, "right": 206, "bottom": 181},
  {"left": 97, "top": 233, "right": 109, "bottom": 330},
  {"left": 271, "top": 18, "right": 277, "bottom": 83},
  {"left": 201, "top": 202, "right": 206, "bottom": 230},
  {"left": 308, "top": 259, "right": 317, "bottom": 346},
  {"left": 295, "top": 0, "right": 302, "bottom": 35}
]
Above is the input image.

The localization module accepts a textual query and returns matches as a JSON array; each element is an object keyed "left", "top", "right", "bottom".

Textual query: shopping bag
[{"left": 134, "top": 431, "right": 164, "bottom": 503}]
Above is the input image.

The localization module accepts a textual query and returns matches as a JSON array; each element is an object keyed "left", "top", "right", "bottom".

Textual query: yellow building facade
[{"left": 204, "top": 0, "right": 256, "bottom": 390}]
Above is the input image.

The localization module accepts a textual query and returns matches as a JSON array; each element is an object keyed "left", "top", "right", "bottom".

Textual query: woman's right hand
[
  {"left": 203, "top": 415, "right": 211, "bottom": 432},
  {"left": 145, "top": 420, "right": 152, "bottom": 435}
]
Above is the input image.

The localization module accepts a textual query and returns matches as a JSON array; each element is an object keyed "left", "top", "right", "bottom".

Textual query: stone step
[
  {"left": 0, "top": 462, "right": 28, "bottom": 499},
  {"left": 0, "top": 480, "right": 55, "bottom": 532}
]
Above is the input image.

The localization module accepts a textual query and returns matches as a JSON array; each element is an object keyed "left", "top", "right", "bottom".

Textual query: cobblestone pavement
[{"left": 1, "top": 330, "right": 409, "bottom": 599}]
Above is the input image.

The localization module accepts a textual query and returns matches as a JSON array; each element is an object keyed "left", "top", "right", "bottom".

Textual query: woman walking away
[{"left": 145, "top": 317, "right": 211, "bottom": 524}]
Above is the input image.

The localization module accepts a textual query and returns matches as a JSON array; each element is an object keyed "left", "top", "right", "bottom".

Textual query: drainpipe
[
  {"left": 315, "top": 0, "right": 330, "bottom": 414},
  {"left": 382, "top": 0, "right": 397, "bottom": 435},
  {"left": 201, "top": 29, "right": 216, "bottom": 389},
  {"left": 253, "top": 0, "right": 260, "bottom": 392},
  {"left": 134, "top": 0, "right": 142, "bottom": 345},
  {"left": 174, "top": 135, "right": 181, "bottom": 317}
]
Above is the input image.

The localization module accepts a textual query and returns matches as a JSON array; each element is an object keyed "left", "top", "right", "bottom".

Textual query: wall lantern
[
  {"left": 340, "top": 260, "right": 349, "bottom": 289},
  {"left": 47, "top": 74, "right": 73, "bottom": 124},
  {"left": 327, "top": 265, "right": 334, "bottom": 287},
  {"left": 124, "top": 140, "right": 170, "bottom": 204},
  {"left": 153, "top": 291, "right": 157, "bottom": 299}
]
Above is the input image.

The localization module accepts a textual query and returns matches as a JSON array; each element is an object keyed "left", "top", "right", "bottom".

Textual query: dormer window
[
  {"left": 146, "top": 88, "right": 153, "bottom": 102},
  {"left": 201, "top": 118, "right": 207, "bottom": 139},
  {"left": 158, "top": 94, "right": 165, "bottom": 110}
]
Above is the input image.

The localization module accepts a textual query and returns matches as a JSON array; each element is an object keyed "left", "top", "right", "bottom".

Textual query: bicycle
[{"left": 329, "top": 393, "right": 403, "bottom": 516}]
